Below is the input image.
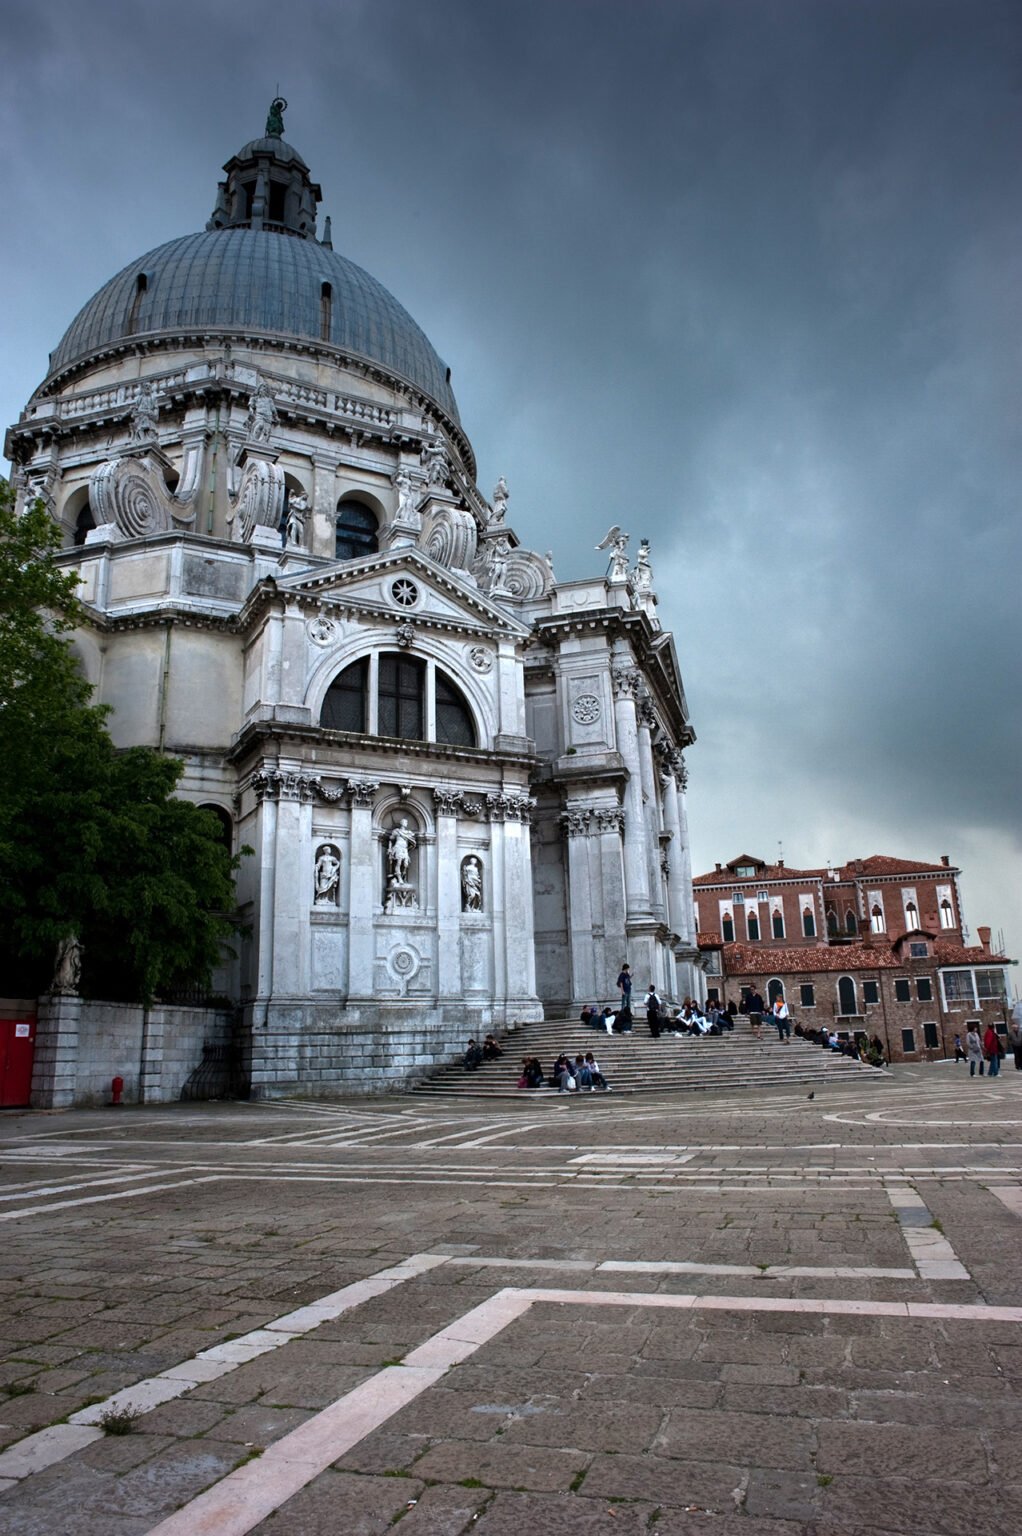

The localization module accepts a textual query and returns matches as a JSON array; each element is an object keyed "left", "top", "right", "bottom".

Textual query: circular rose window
[
  {"left": 571, "top": 694, "right": 601, "bottom": 725},
  {"left": 391, "top": 578, "right": 419, "bottom": 608}
]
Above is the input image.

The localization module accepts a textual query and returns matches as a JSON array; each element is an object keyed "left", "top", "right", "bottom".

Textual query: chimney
[
  {"left": 715, "top": 863, "right": 721, "bottom": 872},
  {"left": 978, "top": 925, "right": 991, "bottom": 954},
  {"left": 777, "top": 858, "right": 784, "bottom": 869},
  {"left": 858, "top": 917, "right": 873, "bottom": 947},
  {"left": 941, "top": 855, "right": 950, "bottom": 867}
]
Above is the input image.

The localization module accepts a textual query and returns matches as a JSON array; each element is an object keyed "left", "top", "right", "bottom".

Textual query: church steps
[{"left": 413, "top": 1019, "right": 888, "bottom": 1097}]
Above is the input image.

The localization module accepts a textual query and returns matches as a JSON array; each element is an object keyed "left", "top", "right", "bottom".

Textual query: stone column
[
  {"left": 561, "top": 808, "right": 596, "bottom": 1004},
  {"left": 346, "top": 778, "right": 380, "bottom": 1000},
  {"left": 502, "top": 802, "right": 538, "bottom": 1011},
  {"left": 593, "top": 807, "right": 628, "bottom": 999},
  {"left": 433, "top": 788, "right": 463, "bottom": 1000},
  {"left": 612, "top": 669, "right": 651, "bottom": 922},
  {"left": 660, "top": 766, "right": 689, "bottom": 939},
  {"left": 487, "top": 804, "right": 507, "bottom": 1007},
  {"left": 636, "top": 692, "right": 664, "bottom": 919},
  {"left": 31, "top": 993, "right": 81, "bottom": 1109}
]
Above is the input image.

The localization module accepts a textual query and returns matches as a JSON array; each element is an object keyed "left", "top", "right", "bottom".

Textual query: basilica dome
[{"left": 44, "top": 109, "right": 459, "bottom": 424}]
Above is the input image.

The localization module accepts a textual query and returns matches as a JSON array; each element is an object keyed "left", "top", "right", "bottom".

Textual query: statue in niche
[
  {"left": 129, "top": 382, "right": 159, "bottom": 447},
  {"left": 384, "top": 817, "right": 417, "bottom": 911},
  {"left": 461, "top": 857, "right": 483, "bottom": 912},
  {"left": 314, "top": 845, "right": 341, "bottom": 905},
  {"left": 285, "top": 491, "right": 308, "bottom": 546},
  {"left": 245, "top": 378, "right": 278, "bottom": 443},
  {"left": 595, "top": 524, "right": 630, "bottom": 582},
  {"left": 490, "top": 476, "right": 509, "bottom": 525}
]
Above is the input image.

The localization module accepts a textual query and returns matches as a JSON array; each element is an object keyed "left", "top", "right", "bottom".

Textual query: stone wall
[{"left": 30, "top": 998, "right": 236, "bottom": 1108}]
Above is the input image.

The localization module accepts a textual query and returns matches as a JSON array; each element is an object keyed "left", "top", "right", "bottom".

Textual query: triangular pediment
[{"left": 275, "top": 548, "right": 531, "bottom": 637}]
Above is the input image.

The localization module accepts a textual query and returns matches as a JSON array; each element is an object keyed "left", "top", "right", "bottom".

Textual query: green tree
[{"left": 0, "top": 479, "right": 244, "bottom": 1001}]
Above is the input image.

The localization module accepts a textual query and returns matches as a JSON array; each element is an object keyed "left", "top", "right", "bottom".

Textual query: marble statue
[
  {"left": 393, "top": 467, "right": 417, "bottom": 518},
  {"left": 387, "top": 818, "right": 416, "bottom": 886},
  {"left": 596, "top": 524, "right": 630, "bottom": 582},
  {"left": 246, "top": 378, "right": 278, "bottom": 443},
  {"left": 421, "top": 434, "right": 448, "bottom": 488},
  {"left": 487, "top": 533, "right": 512, "bottom": 592},
  {"left": 633, "top": 537, "right": 653, "bottom": 594},
  {"left": 490, "top": 476, "right": 509, "bottom": 525},
  {"left": 129, "top": 382, "right": 159, "bottom": 447},
  {"left": 285, "top": 491, "right": 309, "bottom": 546},
  {"left": 461, "top": 857, "right": 483, "bottom": 912},
  {"left": 314, "top": 844, "right": 341, "bottom": 904},
  {"left": 52, "top": 934, "right": 82, "bottom": 994}
]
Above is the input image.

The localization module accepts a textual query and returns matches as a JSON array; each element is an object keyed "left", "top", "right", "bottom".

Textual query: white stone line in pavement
[
  {"left": 414, "top": 1122, "right": 546, "bottom": 1148},
  {"left": 0, "top": 1168, "right": 174, "bottom": 1203},
  {"left": 0, "top": 1254, "right": 449, "bottom": 1484},
  {"left": 886, "top": 1184, "right": 971, "bottom": 1281},
  {"left": 985, "top": 1185, "right": 1022, "bottom": 1218},
  {"left": 141, "top": 1280, "right": 1022, "bottom": 1536},
  {"left": 445, "top": 1254, "right": 916, "bottom": 1280},
  {"left": 0, "top": 1175, "right": 223, "bottom": 1223}
]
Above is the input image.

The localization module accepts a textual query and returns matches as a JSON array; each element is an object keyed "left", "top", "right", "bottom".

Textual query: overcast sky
[{"left": 2, "top": 0, "right": 1019, "bottom": 977}]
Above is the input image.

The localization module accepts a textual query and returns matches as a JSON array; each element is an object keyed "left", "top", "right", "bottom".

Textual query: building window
[
  {"left": 976, "top": 969, "right": 1007, "bottom": 1002},
  {"left": 845, "top": 909, "right": 858, "bottom": 935},
  {"left": 863, "top": 980, "right": 879, "bottom": 1006},
  {"left": 378, "top": 653, "right": 425, "bottom": 740},
  {"left": 127, "top": 272, "right": 148, "bottom": 331},
  {"left": 320, "top": 653, "right": 476, "bottom": 747},
  {"left": 747, "top": 912, "right": 760, "bottom": 942},
  {"left": 320, "top": 282, "right": 332, "bottom": 340},
  {"left": 320, "top": 657, "right": 368, "bottom": 732},
  {"left": 826, "top": 908, "right": 838, "bottom": 937},
  {"left": 73, "top": 501, "right": 96, "bottom": 546},
  {"left": 800, "top": 983, "right": 815, "bottom": 1008},
  {"left": 199, "top": 803, "right": 234, "bottom": 852},
  {"left": 909, "top": 941, "right": 928, "bottom": 958},
  {"left": 901, "top": 1028, "right": 916, "bottom": 1054},
  {"left": 894, "top": 978, "right": 911, "bottom": 1003},
  {"left": 268, "top": 178, "right": 287, "bottom": 224},
  {"left": 736, "top": 864, "right": 756, "bottom": 877},
  {"left": 923, "top": 1022, "right": 939, "bottom": 1048},
  {"left": 870, "top": 905, "right": 884, "bottom": 934},
  {"left": 757, "top": 890, "right": 769, "bottom": 903},
  {"left": 802, "top": 906, "right": 816, "bottom": 938},
  {"left": 905, "top": 900, "right": 919, "bottom": 931},
  {"left": 771, "top": 909, "right": 785, "bottom": 939},
  {"left": 722, "top": 913, "right": 735, "bottom": 944},
  {"left": 767, "top": 978, "right": 784, "bottom": 1005},
  {"left": 335, "top": 499, "right": 379, "bottom": 560},
  {"left": 731, "top": 891, "right": 743, "bottom": 904},
  {"left": 837, "top": 976, "right": 857, "bottom": 1016},
  {"left": 940, "top": 899, "right": 955, "bottom": 929},
  {"left": 916, "top": 977, "right": 933, "bottom": 1002},
  {"left": 942, "top": 971, "right": 975, "bottom": 1006}
]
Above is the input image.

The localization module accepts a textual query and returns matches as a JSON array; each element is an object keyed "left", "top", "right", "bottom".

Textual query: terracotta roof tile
[{"left": 720, "top": 937, "right": 1009, "bottom": 975}]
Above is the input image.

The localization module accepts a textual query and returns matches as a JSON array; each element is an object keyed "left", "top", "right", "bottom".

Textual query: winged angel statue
[{"left": 595, "top": 524, "right": 630, "bottom": 581}]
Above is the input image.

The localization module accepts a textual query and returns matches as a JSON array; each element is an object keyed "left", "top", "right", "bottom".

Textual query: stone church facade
[{"left": 6, "top": 107, "right": 698, "bottom": 1095}]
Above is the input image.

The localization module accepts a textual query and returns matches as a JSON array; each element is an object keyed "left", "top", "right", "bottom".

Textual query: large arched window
[
  {"left": 747, "top": 911, "right": 760, "bottom": 942},
  {"left": 722, "top": 912, "right": 735, "bottom": 944},
  {"left": 767, "top": 978, "right": 784, "bottom": 1006},
  {"left": 319, "top": 652, "right": 477, "bottom": 748},
  {"left": 335, "top": 499, "right": 379, "bottom": 561},
  {"left": 321, "top": 657, "right": 368, "bottom": 732},
  {"left": 837, "top": 976, "right": 857, "bottom": 1016},
  {"left": 826, "top": 908, "right": 838, "bottom": 937},
  {"left": 802, "top": 906, "right": 816, "bottom": 939},
  {"left": 846, "top": 908, "right": 859, "bottom": 935}
]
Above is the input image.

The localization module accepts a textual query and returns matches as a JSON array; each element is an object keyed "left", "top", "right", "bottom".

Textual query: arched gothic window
[
  {"left": 939, "top": 898, "right": 954, "bottom": 929},
  {"left": 870, "top": 904, "right": 885, "bottom": 935},
  {"left": 747, "top": 911, "right": 760, "bottom": 942},
  {"left": 905, "top": 901, "right": 919, "bottom": 932},
  {"left": 826, "top": 908, "right": 838, "bottom": 937},
  {"left": 802, "top": 906, "right": 816, "bottom": 938},
  {"left": 335, "top": 499, "right": 378, "bottom": 561},
  {"left": 846, "top": 909, "right": 859, "bottom": 934},
  {"left": 722, "top": 912, "right": 735, "bottom": 944}
]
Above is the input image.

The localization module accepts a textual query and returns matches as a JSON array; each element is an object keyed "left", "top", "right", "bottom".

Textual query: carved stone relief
[
  {"left": 90, "top": 455, "right": 173, "bottom": 538},
  {"left": 233, "top": 457, "right": 286, "bottom": 541}
]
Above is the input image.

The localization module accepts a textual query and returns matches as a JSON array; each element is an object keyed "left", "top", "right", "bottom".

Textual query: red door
[{"left": 0, "top": 1016, "right": 36, "bottom": 1107}]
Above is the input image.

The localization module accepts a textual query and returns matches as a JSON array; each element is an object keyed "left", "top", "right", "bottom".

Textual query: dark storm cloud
[{"left": 2, "top": 0, "right": 1019, "bottom": 960}]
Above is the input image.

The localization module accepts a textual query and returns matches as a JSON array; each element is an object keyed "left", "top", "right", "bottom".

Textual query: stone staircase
[{"left": 414, "top": 1017, "right": 889, "bottom": 1098}]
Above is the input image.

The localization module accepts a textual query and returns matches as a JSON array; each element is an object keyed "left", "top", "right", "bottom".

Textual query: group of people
[
  {"left": 957, "top": 1023, "right": 1011, "bottom": 1077},
  {"left": 514, "top": 1052, "right": 610, "bottom": 1092},
  {"left": 739, "top": 989, "right": 793, "bottom": 1041},
  {"left": 462, "top": 1034, "right": 504, "bottom": 1070}
]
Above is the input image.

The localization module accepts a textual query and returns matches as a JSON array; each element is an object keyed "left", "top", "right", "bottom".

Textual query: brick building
[{"left": 694, "top": 854, "right": 1015, "bottom": 1062}]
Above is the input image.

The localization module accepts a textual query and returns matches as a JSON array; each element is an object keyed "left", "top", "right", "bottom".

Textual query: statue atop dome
[{"left": 265, "top": 97, "right": 287, "bottom": 138}]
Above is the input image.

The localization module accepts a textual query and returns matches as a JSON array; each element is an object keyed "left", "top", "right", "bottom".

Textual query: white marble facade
[{"left": 5, "top": 111, "right": 699, "bottom": 1093}]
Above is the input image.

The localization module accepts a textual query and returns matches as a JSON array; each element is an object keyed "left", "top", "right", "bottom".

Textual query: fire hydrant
[{"left": 111, "top": 1076, "right": 124, "bottom": 1106}]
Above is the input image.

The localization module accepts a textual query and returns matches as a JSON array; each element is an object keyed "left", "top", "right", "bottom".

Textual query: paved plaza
[{"left": 1, "top": 1069, "right": 1021, "bottom": 1535}]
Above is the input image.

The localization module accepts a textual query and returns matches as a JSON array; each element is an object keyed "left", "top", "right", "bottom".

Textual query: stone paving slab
[{"left": 0, "top": 1074, "right": 1020, "bottom": 1534}]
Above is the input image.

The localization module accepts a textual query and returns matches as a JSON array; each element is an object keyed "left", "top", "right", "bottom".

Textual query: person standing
[
  {"left": 966, "top": 1024, "right": 985, "bottom": 1077},
  {"left": 645, "top": 984, "right": 663, "bottom": 1038},
  {"left": 617, "top": 964, "right": 632, "bottom": 1010},
  {"left": 746, "top": 988, "right": 765, "bottom": 1040},
  {"left": 953, "top": 1033, "right": 966, "bottom": 1063},
  {"left": 771, "top": 996, "right": 791, "bottom": 1041},
  {"left": 983, "top": 1022, "right": 1004, "bottom": 1077}
]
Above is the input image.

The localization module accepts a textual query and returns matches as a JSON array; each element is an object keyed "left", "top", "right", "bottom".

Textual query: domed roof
[{"left": 47, "top": 229, "right": 460, "bottom": 422}]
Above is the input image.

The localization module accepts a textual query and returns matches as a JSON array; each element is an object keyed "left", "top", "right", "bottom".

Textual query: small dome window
[
  {"left": 320, "top": 282, "right": 332, "bottom": 341},
  {"left": 126, "top": 272, "right": 148, "bottom": 333},
  {"left": 335, "top": 499, "right": 378, "bottom": 561}
]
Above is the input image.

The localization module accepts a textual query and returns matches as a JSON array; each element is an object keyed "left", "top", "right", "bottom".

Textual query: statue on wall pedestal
[
  {"left": 489, "top": 476, "right": 509, "bottom": 525},
  {"left": 595, "top": 524, "right": 630, "bottom": 582},
  {"left": 461, "top": 856, "right": 483, "bottom": 912},
  {"left": 420, "top": 434, "right": 449, "bottom": 489},
  {"left": 313, "top": 844, "right": 341, "bottom": 905},
  {"left": 129, "top": 381, "right": 160, "bottom": 448},
  {"left": 245, "top": 377, "right": 278, "bottom": 444},
  {"left": 52, "top": 934, "right": 82, "bottom": 995},
  {"left": 384, "top": 817, "right": 418, "bottom": 911}
]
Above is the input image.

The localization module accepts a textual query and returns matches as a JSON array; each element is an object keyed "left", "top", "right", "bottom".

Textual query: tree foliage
[{"left": 0, "top": 480, "right": 244, "bottom": 1002}]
